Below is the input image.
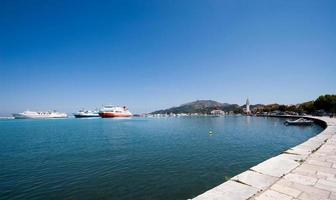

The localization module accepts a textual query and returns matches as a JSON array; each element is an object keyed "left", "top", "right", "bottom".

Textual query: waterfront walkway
[{"left": 193, "top": 116, "right": 336, "bottom": 200}]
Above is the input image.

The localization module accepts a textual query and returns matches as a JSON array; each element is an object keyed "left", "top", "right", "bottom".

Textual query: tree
[
  {"left": 299, "top": 101, "right": 315, "bottom": 114},
  {"left": 314, "top": 95, "right": 336, "bottom": 113},
  {"left": 278, "top": 105, "right": 287, "bottom": 112}
]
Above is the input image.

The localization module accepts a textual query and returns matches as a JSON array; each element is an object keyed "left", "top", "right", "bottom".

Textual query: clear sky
[{"left": 0, "top": 0, "right": 335, "bottom": 115}]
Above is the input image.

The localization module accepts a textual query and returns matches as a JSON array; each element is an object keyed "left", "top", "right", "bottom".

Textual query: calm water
[{"left": 0, "top": 116, "right": 323, "bottom": 200}]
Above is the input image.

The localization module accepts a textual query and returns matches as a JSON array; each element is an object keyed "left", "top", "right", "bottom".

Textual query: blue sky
[{"left": 0, "top": 0, "right": 335, "bottom": 115}]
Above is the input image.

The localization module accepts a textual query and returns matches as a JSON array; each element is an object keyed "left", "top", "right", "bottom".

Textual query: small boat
[
  {"left": 99, "top": 105, "right": 132, "bottom": 118},
  {"left": 284, "top": 118, "right": 314, "bottom": 126},
  {"left": 73, "top": 109, "right": 99, "bottom": 118},
  {"left": 13, "top": 110, "right": 67, "bottom": 119}
]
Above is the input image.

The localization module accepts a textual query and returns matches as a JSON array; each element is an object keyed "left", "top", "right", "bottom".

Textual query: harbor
[
  {"left": 3, "top": 97, "right": 335, "bottom": 199},
  {"left": 193, "top": 116, "right": 336, "bottom": 200},
  {"left": 1, "top": 0, "right": 335, "bottom": 199},
  {"left": 0, "top": 115, "right": 325, "bottom": 200},
  {"left": 12, "top": 105, "right": 133, "bottom": 119}
]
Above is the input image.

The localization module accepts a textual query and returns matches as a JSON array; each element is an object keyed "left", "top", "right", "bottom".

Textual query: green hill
[{"left": 151, "top": 100, "right": 240, "bottom": 114}]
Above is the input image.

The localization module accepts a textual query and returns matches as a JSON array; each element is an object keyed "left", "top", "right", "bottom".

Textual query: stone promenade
[{"left": 193, "top": 116, "right": 336, "bottom": 200}]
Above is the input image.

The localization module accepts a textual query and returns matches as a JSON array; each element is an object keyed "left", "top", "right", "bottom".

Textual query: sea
[{"left": 0, "top": 116, "right": 323, "bottom": 200}]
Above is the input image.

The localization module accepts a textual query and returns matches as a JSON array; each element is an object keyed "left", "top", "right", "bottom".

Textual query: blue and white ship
[{"left": 73, "top": 109, "right": 99, "bottom": 118}]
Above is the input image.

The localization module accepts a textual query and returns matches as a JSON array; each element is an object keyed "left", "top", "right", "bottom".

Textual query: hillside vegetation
[{"left": 151, "top": 95, "right": 336, "bottom": 115}]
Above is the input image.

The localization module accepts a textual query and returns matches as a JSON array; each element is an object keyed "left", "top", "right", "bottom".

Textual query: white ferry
[
  {"left": 73, "top": 109, "right": 99, "bottom": 118},
  {"left": 99, "top": 105, "right": 132, "bottom": 118},
  {"left": 12, "top": 110, "right": 68, "bottom": 119}
]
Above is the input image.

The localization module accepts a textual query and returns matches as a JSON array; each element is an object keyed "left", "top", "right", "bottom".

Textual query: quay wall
[{"left": 193, "top": 116, "right": 336, "bottom": 200}]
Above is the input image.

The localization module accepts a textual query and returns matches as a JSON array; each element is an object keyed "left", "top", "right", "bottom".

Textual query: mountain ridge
[
  {"left": 150, "top": 100, "right": 239, "bottom": 114},
  {"left": 150, "top": 94, "right": 336, "bottom": 115}
]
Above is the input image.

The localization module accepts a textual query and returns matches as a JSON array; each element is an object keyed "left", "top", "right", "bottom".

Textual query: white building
[
  {"left": 211, "top": 109, "right": 225, "bottom": 116},
  {"left": 246, "top": 98, "right": 251, "bottom": 114}
]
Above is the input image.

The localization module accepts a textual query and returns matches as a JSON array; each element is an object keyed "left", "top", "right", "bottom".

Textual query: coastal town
[
  {"left": 5, "top": 94, "right": 336, "bottom": 119},
  {"left": 146, "top": 95, "right": 336, "bottom": 118},
  {"left": 1, "top": 1, "right": 335, "bottom": 200}
]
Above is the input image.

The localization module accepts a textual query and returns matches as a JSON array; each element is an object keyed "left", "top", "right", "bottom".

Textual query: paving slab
[
  {"left": 298, "top": 191, "right": 330, "bottom": 200},
  {"left": 277, "top": 153, "right": 308, "bottom": 162},
  {"left": 276, "top": 179, "right": 331, "bottom": 200},
  {"left": 285, "top": 146, "right": 314, "bottom": 156},
  {"left": 299, "top": 163, "right": 336, "bottom": 175},
  {"left": 251, "top": 155, "right": 300, "bottom": 177},
  {"left": 283, "top": 173, "right": 318, "bottom": 186},
  {"left": 327, "top": 176, "right": 336, "bottom": 183},
  {"left": 292, "top": 169, "right": 319, "bottom": 179},
  {"left": 231, "top": 170, "right": 279, "bottom": 190},
  {"left": 271, "top": 183, "right": 302, "bottom": 198},
  {"left": 317, "top": 171, "right": 335, "bottom": 179},
  {"left": 193, "top": 180, "right": 259, "bottom": 200},
  {"left": 307, "top": 159, "right": 333, "bottom": 167},
  {"left": 254, "top": 190, "right": 293, "bottom": 200},
  {"left": 315, "top": 179, "right": 336, "bottom": 193}
]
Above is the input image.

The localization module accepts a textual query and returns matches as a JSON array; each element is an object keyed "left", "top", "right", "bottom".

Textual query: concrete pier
[{"left": 193, "top": 116, "right": 336, "bottom": 200}]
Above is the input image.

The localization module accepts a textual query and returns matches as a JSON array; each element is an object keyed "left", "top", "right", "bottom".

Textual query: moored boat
[
  {"left": 284, "top": 118, "right": 314, "bottom": 126},
  {"left": 12, "top": 110, "right": 68, "bottom": 119},
  {"left": 73, "top": 109, "right": 99, "bottom": 118},
  {"left": 99, "top": 105, "right": 132, "bottom": 118}
]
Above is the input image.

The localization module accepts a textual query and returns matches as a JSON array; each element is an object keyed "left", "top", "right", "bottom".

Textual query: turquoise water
[{"left": 0, "top": 116, "right": 323, "bottom": 200}]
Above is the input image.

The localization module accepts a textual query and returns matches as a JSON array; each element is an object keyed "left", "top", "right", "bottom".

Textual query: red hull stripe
[{"left": 99, "top": 112, "right": 132, "bottom": 118}]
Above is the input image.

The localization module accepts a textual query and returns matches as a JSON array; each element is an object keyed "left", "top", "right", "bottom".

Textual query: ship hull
[
  {"left": 12, "top": 114, "right": 31, "bottom": 119},
  {"left": 74, "top": 114, "right": 99, "bottom": 118},
  {"left": 12, "top": 114, "right": 67, "bottom": 119},
  {"left": 99, "top": 112, "right": 132, "bottom": 118}
]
